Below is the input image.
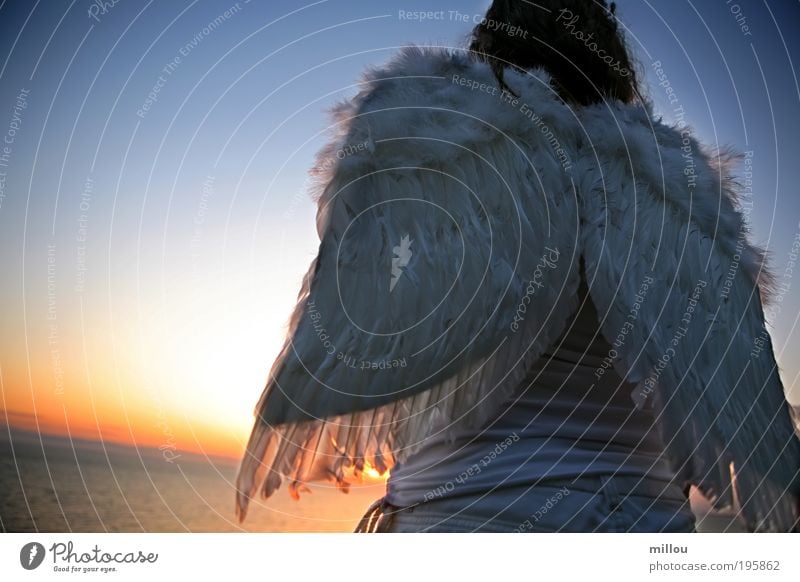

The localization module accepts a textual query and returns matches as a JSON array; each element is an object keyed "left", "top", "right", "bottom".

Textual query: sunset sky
[{"left": 1, "top": 0, "right": 800, "bottom": 467}]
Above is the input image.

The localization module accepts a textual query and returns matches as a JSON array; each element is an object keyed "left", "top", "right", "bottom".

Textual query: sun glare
[{"left": 363, "top": 465, "right": 384, "bottom": 479}]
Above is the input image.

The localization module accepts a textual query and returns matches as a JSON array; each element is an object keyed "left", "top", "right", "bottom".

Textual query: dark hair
[{"left": 469, "top": 0, "right": 639, "bottom": 105}]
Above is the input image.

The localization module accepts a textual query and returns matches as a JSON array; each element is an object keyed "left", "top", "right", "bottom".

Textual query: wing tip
[
  {"left": 234, "top": 421, "right": 272, "bottom": 524},
  {"left": 235, "top": 490, "right": 250, "bottom": 524},
  {"left": 235, "top": 463, "right": 256, "bottom": 523}
]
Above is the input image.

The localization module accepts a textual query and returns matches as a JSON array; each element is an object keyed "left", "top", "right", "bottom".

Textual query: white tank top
[{"left": 386, "top": 277, "right": 676, "bottom": 506}]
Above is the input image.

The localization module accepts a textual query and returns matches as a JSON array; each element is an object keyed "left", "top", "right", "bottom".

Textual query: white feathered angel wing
[
  {"left": 577, "top": 103, "right": 800, "bottom": 531},
  {"left": 235, "top": 48, "right": 581, "bottom": 520}
]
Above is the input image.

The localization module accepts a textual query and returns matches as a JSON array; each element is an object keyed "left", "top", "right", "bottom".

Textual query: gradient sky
[{"left": 1, "top": 0, "right": 799, "bottom": 462}]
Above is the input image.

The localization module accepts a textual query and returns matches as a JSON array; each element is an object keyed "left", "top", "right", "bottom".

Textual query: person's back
[
  {"left": 384, "top": 275, "right": 696, "bottom": 531},
  {"left": 236, "top": 0, "right": 800, "bottom": 533}
]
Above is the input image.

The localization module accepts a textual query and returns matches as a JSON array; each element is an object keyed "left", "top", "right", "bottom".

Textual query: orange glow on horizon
[{"left": 1, "top": 358, "right": 249, "bottom": 462}]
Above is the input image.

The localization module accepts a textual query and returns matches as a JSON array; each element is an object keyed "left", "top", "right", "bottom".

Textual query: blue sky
[{"left": 0, "top": 0, "right": 798, "bottom": 455}]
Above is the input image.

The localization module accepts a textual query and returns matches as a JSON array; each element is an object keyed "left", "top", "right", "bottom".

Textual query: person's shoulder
[
  {"left": 578, "top": 98, "right": 765, "bottom": 289},
  {"left": 356, "top": 45, "right": 567, "bottom": 124},
  {"left": 577, "top": 99, "right": 725, "bottom": 191},
  {"left": 353, "top": 45, "right": 495, "bottom": 110},
  {"left": 316, "top": 45, "right": 570, "bottom": 176}
]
